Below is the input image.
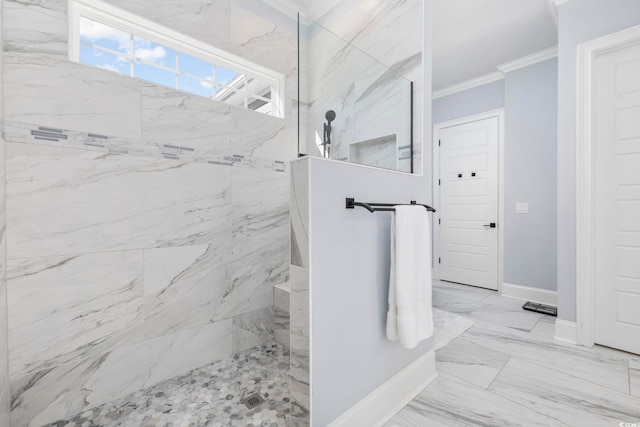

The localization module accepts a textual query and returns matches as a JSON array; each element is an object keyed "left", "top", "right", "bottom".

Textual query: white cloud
[
  {"left": 79, "top": 17, "right": 130, "bottom": 52},
  {"left": 97, "top": 63, "right": 120, "bottom": 73},
  {"left": 80, "top": 17, "right": 168, "bottom": 65},
  {"left": 134, "top": 45, "right": 167, "bottom": 62},
  {"left": 200, "top": 76, "right": 213, "bottom": 88}
]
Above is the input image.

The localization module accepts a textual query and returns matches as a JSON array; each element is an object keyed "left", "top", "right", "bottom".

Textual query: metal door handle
[{"left": 483, "top": 223, "right": 496, "bottom": 228}]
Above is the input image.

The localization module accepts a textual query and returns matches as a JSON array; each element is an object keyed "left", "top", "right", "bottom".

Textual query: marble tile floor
[
  {"left": 387, "top": 280, "right": 640, "bottom": 427},
  {"left": 46, "top": 343, "right": 290, "bottom": 427}
]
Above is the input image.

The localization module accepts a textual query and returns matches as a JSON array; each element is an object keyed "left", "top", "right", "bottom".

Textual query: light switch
[{"left": 516, "top": 203, "right": 529, "bottom": 214}]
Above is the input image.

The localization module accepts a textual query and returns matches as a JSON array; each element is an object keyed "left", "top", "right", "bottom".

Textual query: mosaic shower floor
[{"left": 47, "top": 343, "right": 290, "bottom": 427}]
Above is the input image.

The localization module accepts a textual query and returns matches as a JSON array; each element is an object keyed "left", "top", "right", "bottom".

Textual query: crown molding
[
  {"left": 497, "top": 46, "right": 558, "bottom": 73},
  {"left": 432, "top": 71, "right": 505, "bottom": 99},
  {"left": 433, "top": 46, "right": 559, "bottom": 99}
]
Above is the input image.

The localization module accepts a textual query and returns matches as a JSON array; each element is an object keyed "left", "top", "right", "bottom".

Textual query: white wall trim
[
  {"left": 433, "top": 109, "right": 505, "bottom": 292},
  {"left": 576, "top": 24, "right": 640, "bottom": 347},
  {"left": 433, "top": 46, "right": 559, "bottom": 100},
  {"left": 554, "top": 319, "right": 577, "bottom": 344},
  {"left": 497, "top": 46, "right": 558, "bottom": 74},
  {"left": 501, "top": 283, "right": 557, "bottom": 306},
  {"left": 432, "top": 71, "right": 504, "bottom": 100},
  {"left": 327, "top": 350, "right": 436, "bottom": 427}
]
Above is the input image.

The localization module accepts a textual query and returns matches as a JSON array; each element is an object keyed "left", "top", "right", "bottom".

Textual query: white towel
[{"left": 386, "top": 205, "right": 433, "bottom": 349}]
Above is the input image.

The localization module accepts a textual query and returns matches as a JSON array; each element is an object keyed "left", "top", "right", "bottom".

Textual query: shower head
[
  {"left": 325, "top": 110, "right": 336, "bottom": 122},
  {"left": 323, "top": 110, "right": 336, "bottom": 156}
]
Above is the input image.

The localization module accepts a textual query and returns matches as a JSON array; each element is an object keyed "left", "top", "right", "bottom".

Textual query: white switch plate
[{"left": 516, "top": 203, "right": 529, "bottom": 214}]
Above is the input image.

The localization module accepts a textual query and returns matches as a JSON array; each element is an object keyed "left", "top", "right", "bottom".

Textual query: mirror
[{"left": 298, "top": 14, "right": 413, "bottom": 173}]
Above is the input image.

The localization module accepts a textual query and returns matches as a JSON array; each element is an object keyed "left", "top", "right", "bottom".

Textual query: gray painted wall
[
  {"left": 557, "top": 0, "right": 640, "bottom": 321},
  {"left": 432, "top": 61, "right": 558, "bottom": 293},
  {"left": 504, "top": 58, "right": 558, "bottom": 291},
  {"left": 433, "top": 79, "right": 504, "bottom": 124},
  {"left": 307, "top": 157, "right": 433, "bottom": 426}
]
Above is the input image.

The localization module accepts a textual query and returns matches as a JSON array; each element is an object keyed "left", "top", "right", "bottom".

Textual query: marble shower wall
[
  {"left": 1, "top": 0, "right": 296, "bottom": 425},
  {"left": 0, "top": 140, "right": 7, "bottom": 426},
  {"left": 301, "top": 0, "right": 422, "bottom": 174},
  {"left": 303, "top": 19, "right": 412, "bottom": 171},
  {"left": 273, "top": 283, "right": 290, "bottom": 348},
  {"left": 0, "top": 0, "right": 10, "bottom": 422},
  {"left": 289, "top": 159, "right": 311, "bottom": 426}
]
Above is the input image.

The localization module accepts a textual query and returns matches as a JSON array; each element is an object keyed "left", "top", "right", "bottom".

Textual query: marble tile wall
[
  {"left": 140, "top": 84, "right": 292, "bottom": 161},
  {"left": 0, "top": 0, "right": 9, "bottom": 422},
  {"left": 1, "top": 0, "right": 296, "bottom": 424},
  {"left": 290, "top": 158, "right": 309, "bottom": 269},
  {"left": 349, "top": 134, "right": 399, "bottom": 170},
  {"left": 232, "top": 307, "right": 276, "bottom": 354},
  {"left": 289, "top": 159, "right": 310, "bottom": 426},
  {"left": 7, "top": 251, "right": 145, "bottom": 378},
  {"left": 305, "top": 42, "right": 411, "bottom": 169},
  {"left": 353, "top": 68, "right": 413, "bottom": 145},
  {"left": 631, "top": 359, "right": 640, "bottom": 398},
  {"left": 302, "top": 0, "right": 422, "bottom": 173},
  {"left": 290, "top": 265, "right": 310, "bottom": 414},
  {"left": 315, "top": 0, "right": 423, "bottom": 149},
  {"left": 107, "top": 0, "right": 231, "bottom": 51},
  {"left": 6, "top": 143, "right": 234, "bottom": 259},
  {"left": 10, "top": 319, "right": 235, "bottom": 427},
  {"left": 273, "top": 284, "right": 290, "bottom": 348}
]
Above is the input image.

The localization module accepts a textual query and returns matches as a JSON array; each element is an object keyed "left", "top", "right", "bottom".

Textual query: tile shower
[
  {"left": 0, "top": 0, "right": 425, "bottom": 425},
  {"left": 0, "top": 0, "right": 296, "bottom": 425}
]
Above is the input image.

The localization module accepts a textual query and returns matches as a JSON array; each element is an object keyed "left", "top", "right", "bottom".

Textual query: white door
[
  {"left": 438, "top": 117, "right": 499, "bottom": 290},
  {"left": 593, "top": 39, "right": 640, "bottom": 355}
]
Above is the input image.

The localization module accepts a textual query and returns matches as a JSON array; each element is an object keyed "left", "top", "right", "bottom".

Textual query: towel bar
[{"left": 345, "top": 198, "right": 436, "bottom": 213}]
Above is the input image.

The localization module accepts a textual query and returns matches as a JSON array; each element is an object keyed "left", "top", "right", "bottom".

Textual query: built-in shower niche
[
  {"left": 298, "top": 14, "right": 413, "bottom": 173},
  {"left": 348, "top": 134, "right": 408, "bottom": 170}
]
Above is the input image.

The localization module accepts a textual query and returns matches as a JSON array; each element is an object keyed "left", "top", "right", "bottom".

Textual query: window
[{"left": 69, "top": 0, "right": 284, "bottom": 118}]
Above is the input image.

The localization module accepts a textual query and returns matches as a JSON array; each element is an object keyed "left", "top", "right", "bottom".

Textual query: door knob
[{"left": 483, "top": 223, "right": 496, "bottom": 228}]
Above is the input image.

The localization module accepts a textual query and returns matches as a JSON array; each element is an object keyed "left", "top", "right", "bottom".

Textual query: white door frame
[
  {"left": 576, "top": 24, "right": 640, "bottom": 347},
  {"left": 432, "top": 109, "right": 505, "bottom": 292}
]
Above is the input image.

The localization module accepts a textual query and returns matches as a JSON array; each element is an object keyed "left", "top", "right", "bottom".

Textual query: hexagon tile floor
[{"left": 46, "top": 343, "right": 290, "bottom": 427}]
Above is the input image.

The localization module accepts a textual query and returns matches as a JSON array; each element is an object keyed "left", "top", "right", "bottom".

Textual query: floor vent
[
  {"left": 522, "top": 301, "right": 557, "bottom": 317},
  {"left": 241, "top": 393, "right": 266, "bottom": 410}
]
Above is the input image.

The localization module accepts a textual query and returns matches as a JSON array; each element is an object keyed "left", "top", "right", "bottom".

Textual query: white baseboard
[
  {"left": 554, "top": 319, "right": 577, "bottom": 344},
  {"left": 501, "top": 282, "right": 557, "bottom": 306},
  {"left": 327, "top": 350, "right": 436, "bottom": 427}
]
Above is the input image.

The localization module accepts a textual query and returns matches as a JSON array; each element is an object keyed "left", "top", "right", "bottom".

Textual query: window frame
[{"left": 69, "top": 0, "right": 285, "bottom": 119}]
